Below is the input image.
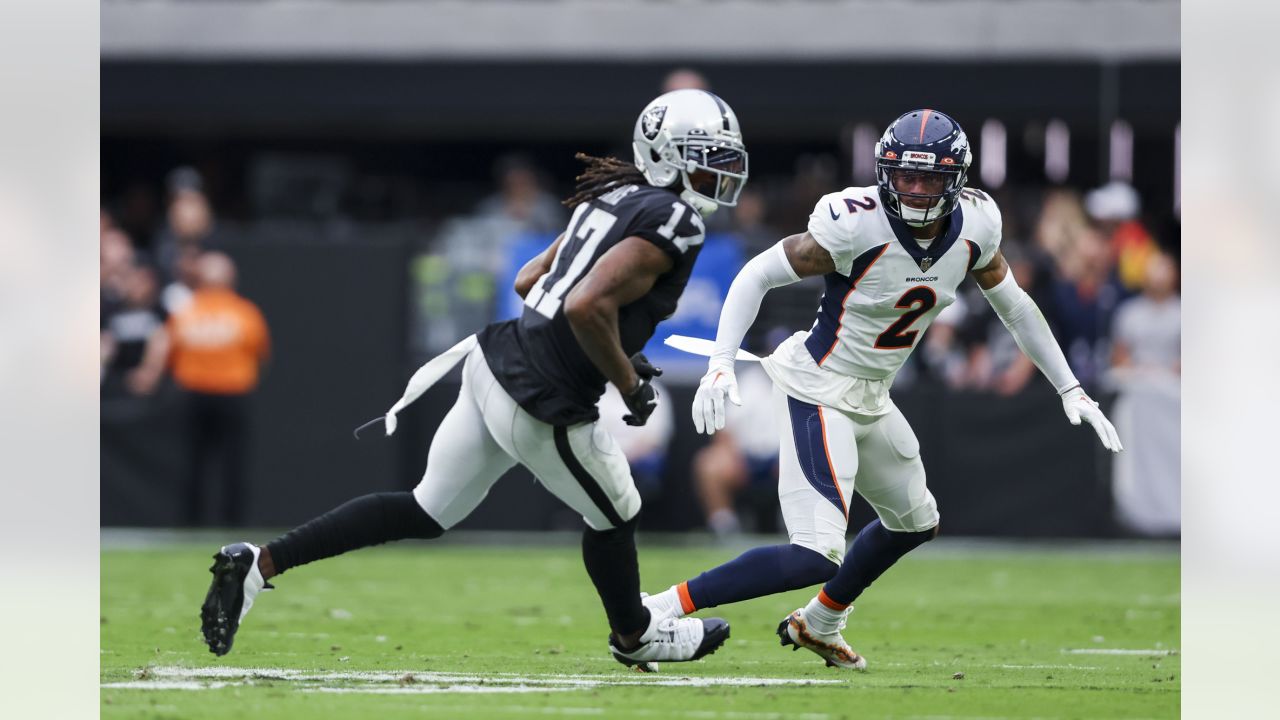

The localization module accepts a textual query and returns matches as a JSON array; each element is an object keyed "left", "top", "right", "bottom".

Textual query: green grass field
[{"left": 101, "top": 536, "right": 1179, "bottom": 719}]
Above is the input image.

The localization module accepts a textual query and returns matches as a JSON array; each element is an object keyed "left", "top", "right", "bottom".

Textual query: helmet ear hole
[{"left": 650, "top": 148, "right": 662, "bottom": 164}]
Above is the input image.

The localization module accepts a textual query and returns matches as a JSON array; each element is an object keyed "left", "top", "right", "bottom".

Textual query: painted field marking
[
  {"left": 101, "top": 665, "right": 845, "bottom": 695},
  {"left": 991, "top": 664, "right": 1105, "bottom": 671},
  {"left": 1062, "top": 648, "right": 1179, "bottom": 656}
]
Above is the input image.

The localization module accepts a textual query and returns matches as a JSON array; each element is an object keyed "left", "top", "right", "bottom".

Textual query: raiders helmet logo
[{"left": 641, "top": 105, "right": 667, "bottom": 140}]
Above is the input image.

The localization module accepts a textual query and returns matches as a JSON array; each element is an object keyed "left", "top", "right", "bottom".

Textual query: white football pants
[
  {"left": 412, "top": 345, "right": 641, "bottom": 531},
  {"left": 775, "top": 385, "right": 939, "bottom": 564}
]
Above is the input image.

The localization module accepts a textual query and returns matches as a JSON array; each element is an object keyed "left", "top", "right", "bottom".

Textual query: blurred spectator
[
  {"left": 662, "top": 67, "right": 710, "bottom": 93},
  {"left": 1109, "top": 251, "right": 1180, "bottom": 381},
  {"left": 597, "top": 378, "right": 676, "bottom": 503},
  {"left": 100, "top": 264, "right": 168, "bottom": 395},
  {"left": 474, "top": 154, "right": 566, "bottom": 236},
  {"left": 133, "top": 252, "right": 271, "bottom": 526},
  {"left": 100, "top": 227, "right": 136, "bottom": 312},
  {"left": 1049, "top": 227, "right": 1123, "bottom": 389},
  {"left": 1034, "top": 188, "right": 1093, "bottom": 279},
  {"left": 693, "top": 363, "right": 780, "bottom": 538},
  {"left": 160, "top": 244, "right": 202, "bottom": 315},
  {"left": 153, "top": 179, "right": 223, "bottom": 283},
  {"left": 1106, "top": 251, "right": 1180, "bottom": 536},
  {"left": 1085, "top": 180, "right": 1157, "bottom": 294},
  {"left": 166, "top": 164, "right": 205, "bottom": 196}
]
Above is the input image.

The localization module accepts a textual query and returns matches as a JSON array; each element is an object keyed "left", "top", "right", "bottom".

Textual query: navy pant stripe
[{"left": 785, "top": 396, "right": 846, "bottom": 515}]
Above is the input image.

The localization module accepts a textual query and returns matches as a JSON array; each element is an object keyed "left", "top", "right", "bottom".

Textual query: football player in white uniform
[{"left": 643, "top": 109, "right": 1121, "bottom": 670}]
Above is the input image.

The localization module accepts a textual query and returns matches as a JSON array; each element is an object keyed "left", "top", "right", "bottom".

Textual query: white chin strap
[{"left": 680, "top": 188, "right": 719, "bottom": 216}]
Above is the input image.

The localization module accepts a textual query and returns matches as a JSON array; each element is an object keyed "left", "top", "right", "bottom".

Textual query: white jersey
[{"left": 761, "top": 185, "right": 1002, "bottom": 416}]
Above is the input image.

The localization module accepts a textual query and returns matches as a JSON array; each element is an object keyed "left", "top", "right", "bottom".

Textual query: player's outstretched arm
[
  {"left": 514, "top": 233, "right": 566, "bottom": 299},
  {"left": 692, "top": 234, "right": 822, "bottom": 434},
  {"left": 972, "top": 250, "right": 1123, "bottom": 452},
  {"left": 564, "top": 236, "right": 674, "bottom": 425}
]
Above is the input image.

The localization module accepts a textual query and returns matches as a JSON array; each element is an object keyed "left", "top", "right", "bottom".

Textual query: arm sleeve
[
  {"left": 708, "top": 241, "right": 802, "bottom": 371},
  {"left": 980, "top": 268, "right": 1079, "bottom": 394}
]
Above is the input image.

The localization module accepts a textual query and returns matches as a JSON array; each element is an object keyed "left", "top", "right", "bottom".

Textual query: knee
[
  {"left": 584, "top": 515, "right": 639, "bottom": 544},
  {"left": 886, "top": 523, "right": 937, "bottom": 551},
  {"left": 786, "top": 544, "right": 839, "bottom": 587},
  {"left": 393, "top": 492, "right": 445, "bottom": 539}
]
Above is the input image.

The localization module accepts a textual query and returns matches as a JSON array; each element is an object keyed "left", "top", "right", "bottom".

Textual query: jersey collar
[{"left": 884, "top": 204, "right": 965, "bottom": 272}]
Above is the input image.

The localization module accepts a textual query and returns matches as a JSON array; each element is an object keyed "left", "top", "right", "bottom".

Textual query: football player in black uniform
[{"left": 200, "top": 89, "right": 749, "bottom": 669}]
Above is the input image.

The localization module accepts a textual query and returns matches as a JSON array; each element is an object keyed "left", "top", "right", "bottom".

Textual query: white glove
[
  {"left": 692, "top": 366, "right": 742, "bottom": 435},
  {"left": 1061, "top": 386, "right": 1123, "bottom": 452}
]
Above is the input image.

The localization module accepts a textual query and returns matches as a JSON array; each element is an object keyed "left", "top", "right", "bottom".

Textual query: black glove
[
  {"left": 622, "top": 376, "right": 659, "bottom": 427},
  {"left": 630, "top": 352, "right": 663, "bottom": 380},
  {"left": 622, "top": 353, "right": 663, "bottom": 426}
]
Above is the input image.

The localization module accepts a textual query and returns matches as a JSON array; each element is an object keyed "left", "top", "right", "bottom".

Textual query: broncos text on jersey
[{"left": 760, "top": 184, "right": 1001, "bottom": 416}]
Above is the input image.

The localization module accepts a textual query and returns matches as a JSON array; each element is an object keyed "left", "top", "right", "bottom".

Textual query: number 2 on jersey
[
  {"left": 874, "top": 286, "right": 937, "bottom": 349},
  {"left": 524, "top": 205, "right": 618, "bottom": 319}
]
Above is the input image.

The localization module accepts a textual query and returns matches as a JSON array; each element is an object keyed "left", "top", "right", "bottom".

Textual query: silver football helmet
[{"left": 632, "top": 89, "right": 748, "bottom": 216}]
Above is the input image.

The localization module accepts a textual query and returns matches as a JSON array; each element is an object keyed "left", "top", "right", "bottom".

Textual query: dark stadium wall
[{"left": 100, "top": 60, "right": 1179, "bottom": 139}]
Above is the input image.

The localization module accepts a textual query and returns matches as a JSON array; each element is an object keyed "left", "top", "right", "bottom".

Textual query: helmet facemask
[
  {"left": 876, "top": 161, "right": 966, "bottom": 227},
  {"left": 677, "top": 140, "right": 748, "bottom": 215}
]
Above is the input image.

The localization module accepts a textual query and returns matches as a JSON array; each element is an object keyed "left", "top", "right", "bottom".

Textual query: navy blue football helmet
[{"left": 874, "top": 109, "right": 972, "bottom": 227}]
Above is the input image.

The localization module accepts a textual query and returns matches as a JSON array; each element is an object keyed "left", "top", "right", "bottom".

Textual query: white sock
[
  {"left": 803, "top": 595, "right": 845, "bottom": 633},
  {"left": 646, "top": 586, "right": 687, "bottom": 620}
]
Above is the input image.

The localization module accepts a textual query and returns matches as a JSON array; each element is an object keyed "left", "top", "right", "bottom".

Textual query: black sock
[
  {"left": 685, "top": 544, "right": 837, "bottom": 610},
  {"left": 821, "top": 520, "right": 936, "bottom": 606},
  {"left": 266, "top": 491, "right": 443, "bottom": 576},
  {"left": 581, "top": 516, "right": 649, "bottom": 637}
]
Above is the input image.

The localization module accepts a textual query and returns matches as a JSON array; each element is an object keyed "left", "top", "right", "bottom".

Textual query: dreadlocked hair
[{"left": 563, "top": 153, "right": 652, "bottom": 209}]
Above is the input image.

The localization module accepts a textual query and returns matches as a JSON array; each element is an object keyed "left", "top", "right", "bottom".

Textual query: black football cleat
[{"left": 199, "top": 542, "right": 271, "bottom": 656}]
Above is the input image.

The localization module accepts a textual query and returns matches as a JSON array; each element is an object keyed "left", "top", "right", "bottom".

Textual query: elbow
[
  {"left": 563, "top": 293, "right": 594, "bottom": 328},
  {"left": 513, "top": 272, "right": 536, "bottom": 299},
  {"left": 564, "top": 290, "right": 609, "bottom": 332}
]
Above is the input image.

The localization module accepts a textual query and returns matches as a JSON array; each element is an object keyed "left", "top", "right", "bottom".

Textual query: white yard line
[
  {"left": 990, "top": 664, "right": 1104, "bottom": 671},
  {"left": 101, "top": 680, "right": 235, "bottom": 690},
  {"left": 1062, "top": 648, "right": 1179, "bottom": 656},
  {"left": 101, "top": 665, "right": 846, "bottom": 694},
  {"left": 310, "top": 685, "right": 576, "bottom": 694}
]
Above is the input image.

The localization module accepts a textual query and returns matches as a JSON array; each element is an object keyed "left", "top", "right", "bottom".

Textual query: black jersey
[{"left": 477, "top": 183, "right": 706, "bottom": 426}]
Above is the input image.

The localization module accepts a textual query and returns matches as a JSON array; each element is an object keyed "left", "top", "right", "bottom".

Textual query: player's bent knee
[
  {"left": 885, "top": 524, "right": 936, "bottom": 552},
  {"left": 582, "top": 514, "right": 639, "bottom": 545},
  {"left": 784, "top": 544, "right": 839, "bottom": 587},
  {"left": 397, "top": 491, "right": 445, "bottom": 538}
]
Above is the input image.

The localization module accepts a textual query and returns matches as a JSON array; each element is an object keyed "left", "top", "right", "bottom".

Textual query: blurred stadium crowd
[{"left": 101, "top": 65, "right": 1179, "bottom": 538}]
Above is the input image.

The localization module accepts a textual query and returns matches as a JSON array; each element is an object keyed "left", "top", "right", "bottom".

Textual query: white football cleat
[
  {"left": 610, "top": 613, "right": 730, "bottom": 672},
  {"left": 640, "top": 587, "right": 685, "bottom": 623},
  {"left": 777, "top": 607, "right": 867, "bottom": 670}
]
